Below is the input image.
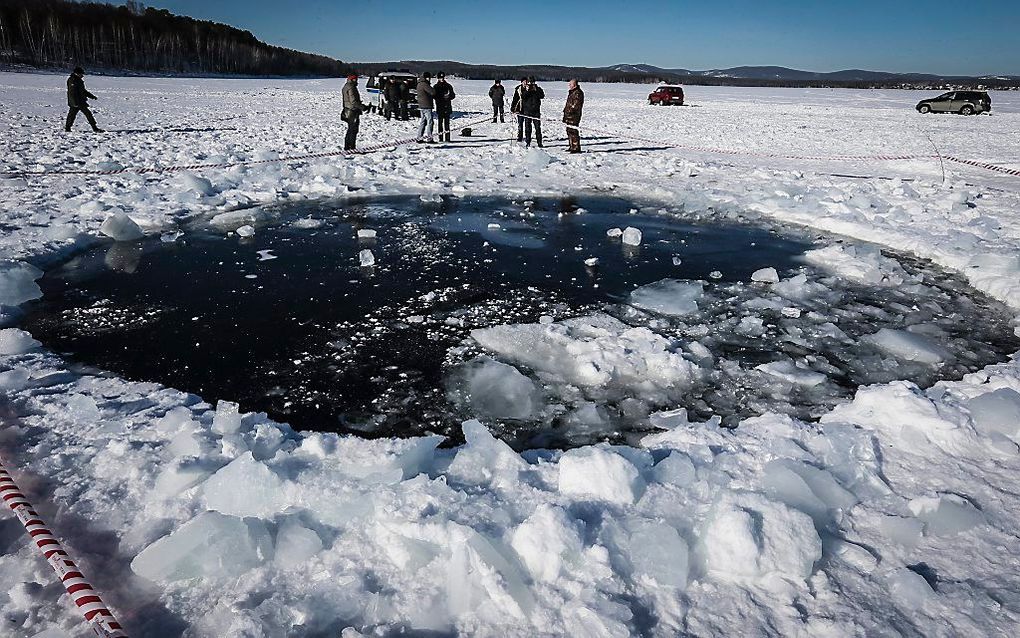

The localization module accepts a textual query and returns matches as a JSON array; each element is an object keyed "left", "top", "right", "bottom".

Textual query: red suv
[{"left": 648, "top": 85, "right": 684, "bottom": 106}]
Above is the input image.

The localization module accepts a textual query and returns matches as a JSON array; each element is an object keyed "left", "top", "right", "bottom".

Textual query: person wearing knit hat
[{"left": 65, "top": 66, "right": 103, "bottom": 133}]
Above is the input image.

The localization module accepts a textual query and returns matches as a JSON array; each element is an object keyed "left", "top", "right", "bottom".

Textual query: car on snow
[
  {"left": 648, "top": 85, "right": 684, "bottom": 106},
  {"left": 915, "top": 91, "right": 991, "bottom": 115},
  {"left": 366, "top": 71, "right": 419, "bottom": 116}
]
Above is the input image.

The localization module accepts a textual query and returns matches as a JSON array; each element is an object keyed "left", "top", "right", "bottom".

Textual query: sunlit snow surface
[{"left": 3, "top": 74, "right": 1020, "bottom": 638}]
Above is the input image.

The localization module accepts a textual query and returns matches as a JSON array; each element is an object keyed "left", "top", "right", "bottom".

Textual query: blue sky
[{"left": 144, "top": 1, "right": 1018, "bottom": 75}]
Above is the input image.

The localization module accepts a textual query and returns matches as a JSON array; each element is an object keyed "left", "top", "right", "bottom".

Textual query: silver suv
[{"left": 916, "top": 91, "right": 991, "bottom": 115}]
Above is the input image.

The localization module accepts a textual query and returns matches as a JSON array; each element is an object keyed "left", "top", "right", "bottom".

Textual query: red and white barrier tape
[
  {"left": 0, "top": 457, "right": 128, "bottom": 638},
  {"left": 0, "top": 114, "right": 495, "bottom": 178},
  {"left": 512, "top": 113, "right": 1020, "bottom": 178}
]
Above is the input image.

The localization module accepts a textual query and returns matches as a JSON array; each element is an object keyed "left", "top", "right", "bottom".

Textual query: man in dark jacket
[
  {"left": 489, "top": 79, "right": 506, "bottom": 123},
  {"left": 433, "top": 72, "right": 456, "bottom": 142},
  {"left": 416, "top": 73, "right": 436, "bottom": 143},
  {"left": 520, "top": 77, "right": 545, "bottom": 148},
  {"left": 65, "top": 67, "right": 103, "bottom": 133},
  {"left": 341, "top": 74, "right": 364, "bottom": 150},
  {"left": 563, "top": 79, "right": 584, "bottom": 153},
  {"left": 384, "top": 78, "right": 402, "bottom": 121},
  {"left": 510, "top": 77, "right": 527, "bottom": 142},
  {"left": 399, "top": 79, "right": 412, "bottom": 121}
]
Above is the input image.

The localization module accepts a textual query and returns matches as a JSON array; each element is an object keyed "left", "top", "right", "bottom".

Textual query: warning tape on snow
[
  {"left": 0, "top": 114, "right": 495, "bottom": 178},
  {"left": 0, "top": 457, "right": 128, "bottom": 638},
  {"left": 512, "top": 113, "right": 1020, "bottom": 178}
]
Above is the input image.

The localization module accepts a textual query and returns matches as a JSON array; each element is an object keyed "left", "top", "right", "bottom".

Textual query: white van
[{"left": 366, "top": 72, "right": 419, "bottom": 116}]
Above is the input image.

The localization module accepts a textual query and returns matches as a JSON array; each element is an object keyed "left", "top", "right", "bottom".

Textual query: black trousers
[
  {"left": 399, "top": 101, "right": 409, "bottom": 120},
  {"left": 492, "top": 102, "right": 505, "bottom": 123},
  {"left": 65, "top": 105, "right": 98, "bottom": 131},
  {"left": 437, "top": 111, "right": 452, "bottom": 142},
  {"left": 515, "top": 113, "right": 524, "bottom": 140},
  {"left": 524, "top": 117, "right": 542, "bottom": 147},
  {"left": 344, "top": 115, "right": 360, "bottom": 150},
  {"left": 384, "top": 100, "right": 394, "bottom": 120}
]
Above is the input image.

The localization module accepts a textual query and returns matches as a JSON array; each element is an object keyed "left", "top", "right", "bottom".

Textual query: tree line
[{"left": 0, "top": 0, "right": 353, "bottom": 77}]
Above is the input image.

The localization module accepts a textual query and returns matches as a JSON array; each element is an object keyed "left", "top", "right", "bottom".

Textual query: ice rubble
[
  {"left": 0, "top": 328, "right": 40, "bottom": 355},
  {"left": 470, "top": 314, "right": 701, "bottom": 404}
]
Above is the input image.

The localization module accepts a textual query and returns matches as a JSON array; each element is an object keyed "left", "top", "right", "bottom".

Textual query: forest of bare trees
[{"left": 0, "top": 0, "right": 352, "bottom": 76}]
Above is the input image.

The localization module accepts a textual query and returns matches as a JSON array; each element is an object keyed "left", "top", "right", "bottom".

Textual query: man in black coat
[
  {"left": 510, "top": 77, "right": 527, "bottom": 141},
  {"left": 65, "top": 67, "right": 103, "bottom": 133},
  {"left": 520, "top": 77, "right": 544, "bottom": 148},
  {"left": 433, "top": 72, "right": 456, "bottom": 142},
  {"left": 399, "top": 79, "right": 412, "bottom": 121},
  {"left": 488, "top": 79, "right": 506, "bottom": 123},
  {"left": 384, "top": 78, "right": 402, "bottom": 121}
]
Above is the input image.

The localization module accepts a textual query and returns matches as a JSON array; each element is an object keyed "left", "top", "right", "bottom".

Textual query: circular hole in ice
[{"left": 19, "top": 195, "right": 1020, "bottom": 450}]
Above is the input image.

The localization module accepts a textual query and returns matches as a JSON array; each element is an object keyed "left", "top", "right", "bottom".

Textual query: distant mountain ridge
[
  {"left": 356, "top": 60, "right": 1019, "bottom": 89},
  {"left": 608, "top": 63, "right": 1020, "bottom": 84}
]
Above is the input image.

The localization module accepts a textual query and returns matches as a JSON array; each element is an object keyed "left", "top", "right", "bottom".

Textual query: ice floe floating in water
[{"left": 20, "top": 195, "right": 1020, "bottom": 449}]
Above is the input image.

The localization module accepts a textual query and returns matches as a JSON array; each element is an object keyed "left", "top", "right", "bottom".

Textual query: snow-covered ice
[{"left": 2, "top": 74, "right": 1020, "bottom": 637}]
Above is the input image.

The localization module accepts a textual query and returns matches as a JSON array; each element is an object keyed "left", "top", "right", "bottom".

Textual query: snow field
[{"left": 2, "top": 73, "right": 1020, "bottom": 636}]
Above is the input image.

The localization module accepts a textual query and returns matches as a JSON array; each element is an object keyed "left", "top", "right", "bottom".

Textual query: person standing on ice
[
  {"left": 510, "top": 77, "right": 527, "bottom": 141},
  {"left": 384, "top": 78, "right": 401, "bottom": 121},
  {"left": 65, "top": 67, "right": 103, "bottom": 133},
  {"left": 563, "top": 79, "right": 584, "bottom": 153},
  {"left": 520, "top": 77, "right": 545, "bottom": 148},
  {"left": 399, "top": 79, "right": 412, "bottom": 121},
  {"left": 417, "top": 73, "right": 436, "bottom": 143},
  {"left": 433, "top": 72, "right": 456, "bottom": 142},
  {"left": 341, "top": 74, "right": 365, "bottom": 151},
  {"left": 489, "top": 79, "right": 506, "bottom": 123}
]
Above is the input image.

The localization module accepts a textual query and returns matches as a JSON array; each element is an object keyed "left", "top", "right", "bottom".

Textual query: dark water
[{"left": 20, "top": 195, "right": 1020, "bottom": 449}]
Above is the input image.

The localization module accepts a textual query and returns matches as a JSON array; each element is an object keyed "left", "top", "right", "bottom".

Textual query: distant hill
[
  {"left": 0, "top": 0, "right": 352, "bottom": 77},
  {"left": 358, "top": 60, "right": 1019, "bottom": 89},
  {"left": 608, "top": 63, "right": 1020, "bottom": 87}
]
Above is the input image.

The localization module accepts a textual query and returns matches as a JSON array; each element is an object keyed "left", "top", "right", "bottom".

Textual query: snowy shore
[{"left": 2, "top": 73, "right": 1020, "bottom": 637}]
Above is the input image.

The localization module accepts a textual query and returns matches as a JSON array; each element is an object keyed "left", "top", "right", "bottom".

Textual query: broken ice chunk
[
  {"left": 621, "top": 227, "right": 642, "bottom": 246},
  {"left": 356, "top": 229, "right": 377, "bottom": 240},
  {"left": 211, "top": 400, "right": 242, "bottom": 434},
  {"left": 459, "top": 356, "right": 542, "bottom": 419},
  {"left": 131, "top": 511, "right": 274, "bottom": 582},
  {"left": 864, "top": 328, "right": 951, "bottom": 365},
  {"left": 256, "top": 250, "right": 277, "bottom": 261},
  {"left": 558, "top": 447, "right": 645, "bottom": 505},
  {"left": 487, "top": 223, "right": 502, "bottom": 230},
  {"left": 0, "top": 261, "right": 43, "bottom": 307},
  {"left": 358, "top": 249, "right": 376, "bottom": 267},
  {"left": 672, "top": 256, "right": 682, "bottom": 266},
  {"left": 908, "top": 494, "right": 984, "bottom": 536},
  {"left": 100, "top": 212, "right": 144, "bottom": 241},
  {"left": 0, "top": 328, "right": 41, "bottom": 355},
  {"left": 235, "top": 225, "right": 255, "bottom": 238},
  {"left": 751, "top": 267, "right": 780, "bottom": 283},
  {"left": 630, "top": 279, "right": 703, "bottom": 315},
  {"left": 606, "top": 227, "right": 623, "bottom": 238},
  {"left": 756, "top": 360, "right": 826, "bottom": 386},
  {"left": 584, "top": 257, "right": 599, "bottom": 267},
  {"left": 274, "top": 518, "right": 323, "bottom": 568}
]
